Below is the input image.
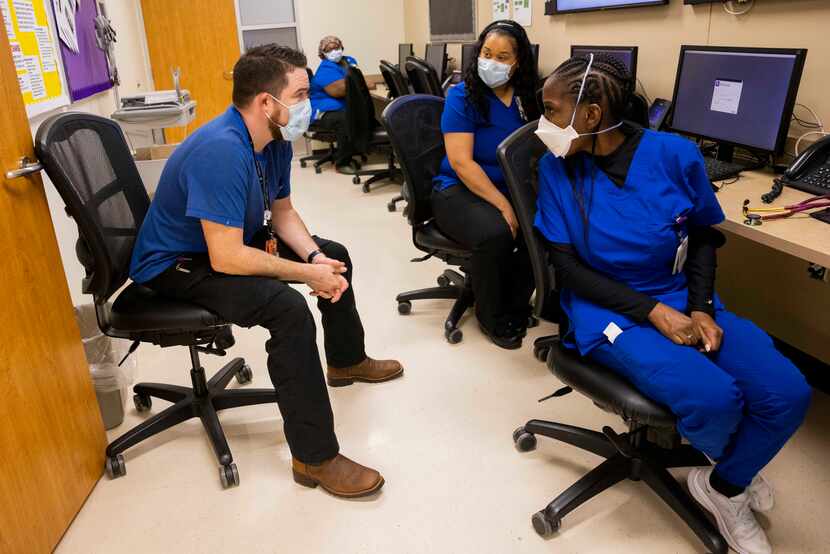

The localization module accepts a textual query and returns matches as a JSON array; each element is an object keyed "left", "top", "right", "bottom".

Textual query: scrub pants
[
  {"left": 589, "top": 310, "right": 811, "bottom": 488},
  {"left": 316, "top": 111, "right": 353, "bottom": 166}
]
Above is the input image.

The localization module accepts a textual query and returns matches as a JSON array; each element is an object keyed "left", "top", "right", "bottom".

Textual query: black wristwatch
[{"left": 307, "top": 249, "right": 323, "bottom": 264}]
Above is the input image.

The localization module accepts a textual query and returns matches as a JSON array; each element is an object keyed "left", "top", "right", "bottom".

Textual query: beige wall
[
  {"left": 404, "top": 0, "right": 830, "bottom": 136},
  {"left": 33, "top": 0, "right": 153, "bottom": 306},
  {"left": 297, "top": 0, "right": 405, "bottom": 76}
]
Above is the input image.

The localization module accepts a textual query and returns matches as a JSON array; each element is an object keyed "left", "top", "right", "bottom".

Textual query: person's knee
[
  {"left": 322, "top": 240, "right": 351, "bottom": 267},
  {"left": 264, "top": 287, "right": 314, "bottom": 331},
  {"left": 693, "top": 382, "right": 744, "bottom": 429},
  {"left": 757, "top": 371, "right": 812, "bottom": 433},
  {"left": 474, "top": 225, "right": 513, "bottom": 255}
]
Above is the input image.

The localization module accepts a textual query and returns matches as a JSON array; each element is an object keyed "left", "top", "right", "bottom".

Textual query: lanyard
[{"left": 249, "top": 138, "right": 273, "bottom": 233}]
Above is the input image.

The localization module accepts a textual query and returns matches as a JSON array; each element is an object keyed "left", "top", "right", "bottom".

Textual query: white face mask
[
  {"left": 535, "top": 53, "right": 623, "bottom": 158},
  {"left": 325, "top": 49, "right": 343, "bottom": 63},
  {"left": 477, "top": 57, "right": 513, "bottom": 89},
  {"left": 267, "top": 93, "right": 312, "bottom": 142}
]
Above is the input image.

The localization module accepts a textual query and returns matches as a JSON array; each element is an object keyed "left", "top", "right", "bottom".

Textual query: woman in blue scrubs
[
  {"left": 534, "top": 53, "right": 811, "bottom": 554},
  {"left": 310, "top": 35, "right": 357, "bottom": 167},
  {"left": 432, "top": 20, "right": 540, "bottom": 349}
]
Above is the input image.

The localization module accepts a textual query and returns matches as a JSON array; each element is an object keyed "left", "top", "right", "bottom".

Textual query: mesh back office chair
[
  {"left": 405, "top": 56, "right": 444, "bottom": 97},
  {"left": 346, "top": 65, "right": 404, "bottom": 198},
  {"left": 382, "top": 95, "right": 474, "bottom": 344},
  {"left": 380, "top": 60, "right": 411, "bottom": 98},
  {"left": 497, "top": 121, "right": 726, "bottom": 554},
  {"left": 300, "top": 67, "right": 339, "bottom": 174},
  {"left": 35, "top": 112, "right": 279, "bottom": 489}
]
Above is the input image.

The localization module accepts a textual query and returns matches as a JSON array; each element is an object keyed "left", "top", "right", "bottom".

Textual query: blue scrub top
[
  {"left": 534, "top": 130, "right": 726, "bottom": 355},
  {"left": 129, "top": 106, "right": 292, "bottom": 284},
  {"left": 310, "top": 55, "right": 357, "bottom": 120},
  {"left": 434, "top": 82, "right": 525, "bottom": 194}
]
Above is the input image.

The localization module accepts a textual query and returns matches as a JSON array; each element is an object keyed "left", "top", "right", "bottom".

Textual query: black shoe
[{"left": 479, "top": 322, "right": 523, "bottom": 350}]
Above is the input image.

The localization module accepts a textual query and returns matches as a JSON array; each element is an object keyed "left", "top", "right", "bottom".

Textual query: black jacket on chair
[{"left": 344, "top": 66, "right": 378, "bottom": 156}]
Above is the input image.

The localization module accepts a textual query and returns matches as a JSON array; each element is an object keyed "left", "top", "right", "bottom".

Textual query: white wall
[
  {"left": 296, "top": 0, "right": 405, "bottom": 77},
  {"left": 34, "top": 0, "right": 153, "bottom": 306}
]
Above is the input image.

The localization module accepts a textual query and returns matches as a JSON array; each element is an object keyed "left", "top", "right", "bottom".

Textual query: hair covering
[{"left": 318, "top": 35, "right": 343, "bottom": 59}]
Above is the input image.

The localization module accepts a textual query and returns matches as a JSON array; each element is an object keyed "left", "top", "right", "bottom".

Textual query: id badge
[
  {"left": 672, "top": 235, "right": 689, "bottom": 275},
  {"left": 265, "top": 236, "right": 278, "bottom": 256}
]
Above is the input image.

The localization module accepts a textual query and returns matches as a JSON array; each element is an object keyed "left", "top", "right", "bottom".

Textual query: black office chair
[
  {"left": 300, "top": 68, "right": 338, "bottom": 174},
  {"left": 498, "top": 121, "right": 727, "bottom": 554},
  {"left": 380, "top": 60, "right": 410, "bottom": 99},
  {"left": 405, "top": 56, "right": 444, "bottom": 97},
  {"left": 382, "top": 95, "right": 473, "bottom": 344},
  {"left": 346, "top": 65, "right": 404, "bottom": 198},
  {"left": 35, "top": 112, "right": 279, "bottom": 489}
]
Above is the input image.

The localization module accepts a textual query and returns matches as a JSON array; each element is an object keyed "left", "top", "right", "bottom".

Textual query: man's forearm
[
  {"left": 273, "top": 208, "right": 318, "bottom": 261},
  {"left": 210, "top": 243, "right": 309, "bottom": 281}
]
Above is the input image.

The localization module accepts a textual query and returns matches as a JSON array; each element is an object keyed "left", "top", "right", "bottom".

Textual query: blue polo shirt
[
  {"left": 534, "top": 130, "right": 726, "bottom": 355},
  {"left": 433, "top": 81, "right": 525, "bottom": 193},
  {"left": 310, "top": 55, "right": 357, "bottom": 119},
  {"left": 129, "top": 106, "right": 292, "bottom": 284}
]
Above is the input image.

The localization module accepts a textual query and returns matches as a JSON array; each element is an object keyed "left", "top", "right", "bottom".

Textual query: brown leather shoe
[
  {"left": 292, "top": 454, "right": 385, "bottom": 498},
  {"left": 327, "top": 357, "right": 403, "bottom": 387}
]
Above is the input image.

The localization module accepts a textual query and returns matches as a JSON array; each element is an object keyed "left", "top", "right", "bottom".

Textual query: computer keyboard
[
  {"left": 704, "top": 157, "right": 746, "bottom": 182},
  {"left": 785, "top": 162, "right": 830, "bottom": 196}
]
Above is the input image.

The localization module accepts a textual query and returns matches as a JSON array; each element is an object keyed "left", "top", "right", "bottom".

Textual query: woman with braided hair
[
  {"left": 432, "top": 20, "right": 541, "bottom": 349},
  {"left": 534, "top": 53, "right": 810, "bottom": 554}
]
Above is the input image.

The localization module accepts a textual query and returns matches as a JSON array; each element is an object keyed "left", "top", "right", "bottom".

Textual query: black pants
[
  {"left": 431, "top": 185, "right": 534, "bottom": 333},
  {"left": 146, "top": 236, "right": 366, "bottom": 464},
  {"left": 316, "top": 111, "right": 352, "bottom": 166}
]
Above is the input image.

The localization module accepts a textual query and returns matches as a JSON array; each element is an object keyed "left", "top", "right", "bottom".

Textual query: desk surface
[
  {"left": 371, "top": 83, "right": 391, "bottom": 103},
  {"left": 715, "top": 170, "right": 830, "bottom": 267}
]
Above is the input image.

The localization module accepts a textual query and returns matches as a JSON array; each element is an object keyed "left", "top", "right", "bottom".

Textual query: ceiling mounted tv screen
[{"left": 548, "top": 0, "right": 669, "bottom": 15}]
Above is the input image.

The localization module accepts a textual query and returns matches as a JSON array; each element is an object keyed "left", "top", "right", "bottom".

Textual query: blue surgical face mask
[
  {"left": 325, "top": 49, "right": 343, "bottom": 63},
  {"left": 477, "top": 57, "right": 514, "bottom": 88},
  {"left": 267, "top": 93, "right": 311, "bottom": 142}
]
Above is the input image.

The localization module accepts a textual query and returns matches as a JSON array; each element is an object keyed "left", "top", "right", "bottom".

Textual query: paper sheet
[
  {"left": 34, "top": 25, "right": 56, "bottom": 71},
  {"left": 710, "top": 79, "right": 743, "bottom": 115},
  {"left": 10, "top": 40, "right": 25, "bottom": 71},
  {"left": 52, "top": 0, "right": 78, "bottom": 53},
  {"left": 1, "top": 1, "right": 14, "bottom": 39},
  {"left": 514, "top": 0, "right": 532, "bottom": 26},
  {"left": 17, "top": 67, "right": 31, "bottom": 94},
  {"left": 12, "top": 0, "right": 36, "bottom": 31},
  {"left": 493, "top": 0, "right": 511, "bottom": 20},
  {"left": 23, "top": 55, "right": 45, "bottom": 98}
]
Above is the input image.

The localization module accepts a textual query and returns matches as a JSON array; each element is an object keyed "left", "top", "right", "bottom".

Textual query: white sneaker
[
  {"left": 748, "top": 473, "right": 774, "bottom": 513},
  {"left": 688, "top": 467, "right": 772, "bottom": 554}
]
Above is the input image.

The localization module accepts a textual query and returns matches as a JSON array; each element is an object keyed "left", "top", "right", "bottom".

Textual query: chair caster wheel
[
  {"left": 315, "top": 166, "right": 322, "bottom": 174},
  {"left": 532, "top": 511, "right": 560, "bottom": 537},
  {"left": 513, "top": 426, "right": 537, "bottom": 452},
  {"left": 436, "top": 274, "right": 450, "bottom": 287},
  {"left": 235, "top": 364, "right": 253, "bottom": 385},
  {"left": 300, "top": 160, "right": 307, "bottom": 168},
  {"left": 360, "top": 154, "right": 368, "bottom": 163},
  {"left": 353, "top": 176, "right": 361, "bottom": 185},
  {"left": 527, "top": 316, "right": 539, "bottom": 329},
  {"left": 533, "top": 345, "right": 550, "bottom": 362},
  {"left": 445, "top": 327, "right": 463, "bottom": 344},
  {"left": 105, "top": 454, "right": 126, "bottom": 479},
  {"left": 220, "top": 463, "right": 240, "bottom": 489},
  {"left": 397, "top": 301, "right": 412, "bottom": 315},
  {"left": 362, "top": 183, "right": 370, "bottom": 193},
  {"left": 387, "top": 202, "right": 396, "bottom": 212},
  {"left": 133, "top": 393, "right": 152, "bottom": 413}
]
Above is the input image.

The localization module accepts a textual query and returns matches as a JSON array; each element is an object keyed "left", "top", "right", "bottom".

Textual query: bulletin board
[
  {"left": 1, "top": 0, "right": 70, "bottom": 118},
  {"left": 53, "top": 0, "right": 112, "bottom": 101}
]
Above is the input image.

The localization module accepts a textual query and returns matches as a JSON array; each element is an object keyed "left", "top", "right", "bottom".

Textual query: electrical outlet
[{"left": 807, "top": 264, "right": 830, "bottom": 283}]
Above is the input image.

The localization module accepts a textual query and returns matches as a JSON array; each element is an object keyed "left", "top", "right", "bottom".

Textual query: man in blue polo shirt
[
  {"left": 309, "top": 35, "right": 357, "bottom": 167},
  {"left": 130, "top": 44, "right": 402, "bottom": 499}
]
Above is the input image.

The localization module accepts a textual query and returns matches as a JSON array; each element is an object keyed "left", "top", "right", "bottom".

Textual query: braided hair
[
  {"left": 462, "top": 20, "right": 541, "bottom": 124},
  {"left": 547, "top": 53, "right": 638, "bottom": 247}
]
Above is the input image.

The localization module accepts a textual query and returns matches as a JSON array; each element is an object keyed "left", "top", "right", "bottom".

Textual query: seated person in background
[
  {"left": 534, "top": 53, "right": 811, "bottom": 554},
  {"left": 129, "top": 44, "right": 403, "bottom": 499},
  {"left": 431, "top": 20, "right": 540, "bottom": 350},
  {"left": 310, "top": 35, "right": 357, "bottom": 169}
]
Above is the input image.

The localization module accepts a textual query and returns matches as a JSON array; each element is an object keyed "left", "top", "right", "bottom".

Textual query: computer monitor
[
  {"left": 669, "top": 45, "right": 807, "bottom": 157},
  {"left": 550, "top": 0, "right": 668, "bottom": 14},
  {"left": 398, "top": 43, "right": 413, "bottom": 69},
  {"left": 426, "top": 43, "right": 447, "bottom": 79},
  {"left": 531, "top": 44, "right": 540, "bottom": 76},
  {"left": 570, "top": 45, "right": 638, "bottom": 80},
  {"left": 461, "top": 43, "right": 477, "bottom": 74}
]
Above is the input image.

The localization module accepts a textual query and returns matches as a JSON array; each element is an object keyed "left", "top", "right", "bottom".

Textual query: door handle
[{"left": 5, "top": 156, "right": 43, "bottom": 179}]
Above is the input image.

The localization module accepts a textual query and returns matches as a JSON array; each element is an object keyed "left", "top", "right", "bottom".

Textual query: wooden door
[
  {"left": 140, "top": 0, "right": 241, "bottom": 144},
  {"left": 0, "top": 17, "right": 106, "bottom": 554}
]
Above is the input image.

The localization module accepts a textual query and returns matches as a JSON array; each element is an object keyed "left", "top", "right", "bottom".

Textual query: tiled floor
[{"left": 57, "top": 162, "right": 830, "bottom": 553}]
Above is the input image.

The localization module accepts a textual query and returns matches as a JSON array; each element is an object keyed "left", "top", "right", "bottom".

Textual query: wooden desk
[
  {"left": 711, "top": 170, "right": 830, "bottom": 366},
  {"left": 715, "top": 170, "right": 830, "bottom": 267}
]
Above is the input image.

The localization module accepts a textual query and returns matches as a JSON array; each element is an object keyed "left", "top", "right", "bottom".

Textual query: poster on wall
[
  {"left": 493, "top": 0, "right": 511, "bottom": 20},
  {"left": 2, "top": 0, "right": 70, "bottom": 117},
  {"left": 514, "top": 0, "right": 532, "bottom": 26},
  {"left": 53, "top": 0, "right": 111, "bottom": 101}
]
